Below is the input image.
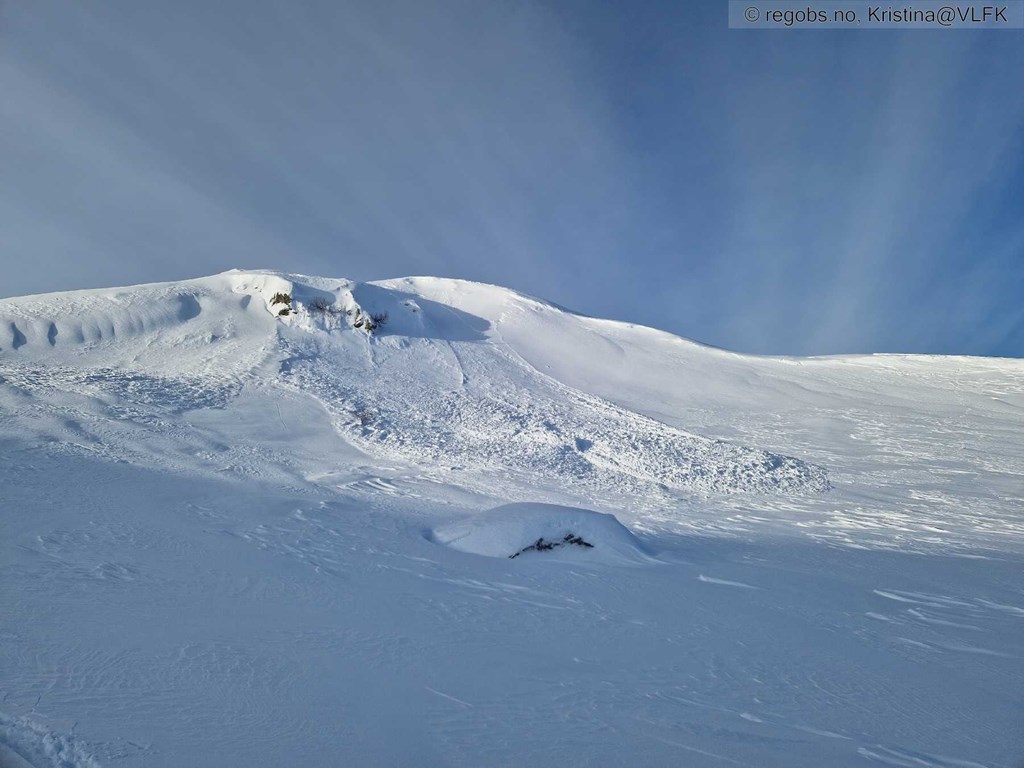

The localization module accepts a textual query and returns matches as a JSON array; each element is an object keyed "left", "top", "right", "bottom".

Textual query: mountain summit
[{"left": 0, "top": 269, "right": 837, "bottom": 499}]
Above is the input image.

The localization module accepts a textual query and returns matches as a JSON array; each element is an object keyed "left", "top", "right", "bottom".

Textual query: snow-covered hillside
[{"left": 2, "top": 271, "right": 1022, "bottom": 767}]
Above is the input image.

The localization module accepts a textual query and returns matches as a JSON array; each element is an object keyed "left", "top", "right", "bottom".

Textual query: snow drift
[{"left": 430, "top": 503, "right": 652, "bottom": 565}]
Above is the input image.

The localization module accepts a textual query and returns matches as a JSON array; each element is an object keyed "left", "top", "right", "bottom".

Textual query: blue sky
[{"left": 1, "top": 1, "right": 1021, "bottom": 356}]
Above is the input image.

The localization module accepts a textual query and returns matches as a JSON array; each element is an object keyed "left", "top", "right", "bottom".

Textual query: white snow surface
[{"left": 1, "top": 270, "right": 1022, "bottom": 767}]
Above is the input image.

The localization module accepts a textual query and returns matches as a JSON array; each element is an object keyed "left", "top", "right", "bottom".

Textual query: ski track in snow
[{"left": 1, "top": 271, "right": 1022, "bottom": 767}]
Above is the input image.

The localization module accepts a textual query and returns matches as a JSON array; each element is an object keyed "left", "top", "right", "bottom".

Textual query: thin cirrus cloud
[
  {"left": 1, "top": 1, "right": 633, "bottom": 295},
  {"left": 702, "top": 33, "right": 1024, "bottom": 356},
  {"left": 0, "top": 1, "right": 634, "bottom": 296},
  {"left": 0, "top": 0, "right": 1021, "bottom": 357},
  {"left": 596, "top": 14, "right": 1024, "bottom": 357}
]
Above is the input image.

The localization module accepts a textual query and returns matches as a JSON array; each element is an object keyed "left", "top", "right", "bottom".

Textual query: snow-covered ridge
[
  {"left": 2, "top": 268, "right": 1022, "bottom": 504},
  {"left": 0, "top": 269, "right": 839, "bottom": 497},
  {"left": 2, "top": 268, "right": 1022, "bottom": 503}
]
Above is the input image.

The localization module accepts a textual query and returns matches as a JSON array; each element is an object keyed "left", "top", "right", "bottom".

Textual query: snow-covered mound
[
  {"left": 0, "top": 269, "right": 830, "bottom": 498},
  {"left": 430, "top": 503, "right": 652, "bottom": 565}
]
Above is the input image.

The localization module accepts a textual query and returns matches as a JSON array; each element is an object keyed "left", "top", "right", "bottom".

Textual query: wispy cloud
[
  {"left": 1, "top": 1, "right": 1021, "bottom": 356},
  {"left": 0, "top": 0, "right": 632, "bottom": 296}
]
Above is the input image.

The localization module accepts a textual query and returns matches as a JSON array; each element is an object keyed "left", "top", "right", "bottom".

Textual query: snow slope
[{"left": 1, "top": 270, "right": 1022, "bottom": 767}]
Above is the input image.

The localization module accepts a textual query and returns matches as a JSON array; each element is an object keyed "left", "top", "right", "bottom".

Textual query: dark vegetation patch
[
  {"left": 509, "top": 532, "right": 594, "bottom": 559},
  {"left": 353, "top": 309, "right": 388, "bottom": 332},
  {"left": 308, "top": 297, "right": 349, "bottom": 316}
]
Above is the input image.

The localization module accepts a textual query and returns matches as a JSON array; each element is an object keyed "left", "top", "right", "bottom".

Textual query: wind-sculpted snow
[
  {"left": 2, "top": 271, "right": 1023, "bottom": 768},
  {"left": 0, "top": 288, "right": 201, "bottom": 353}
]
